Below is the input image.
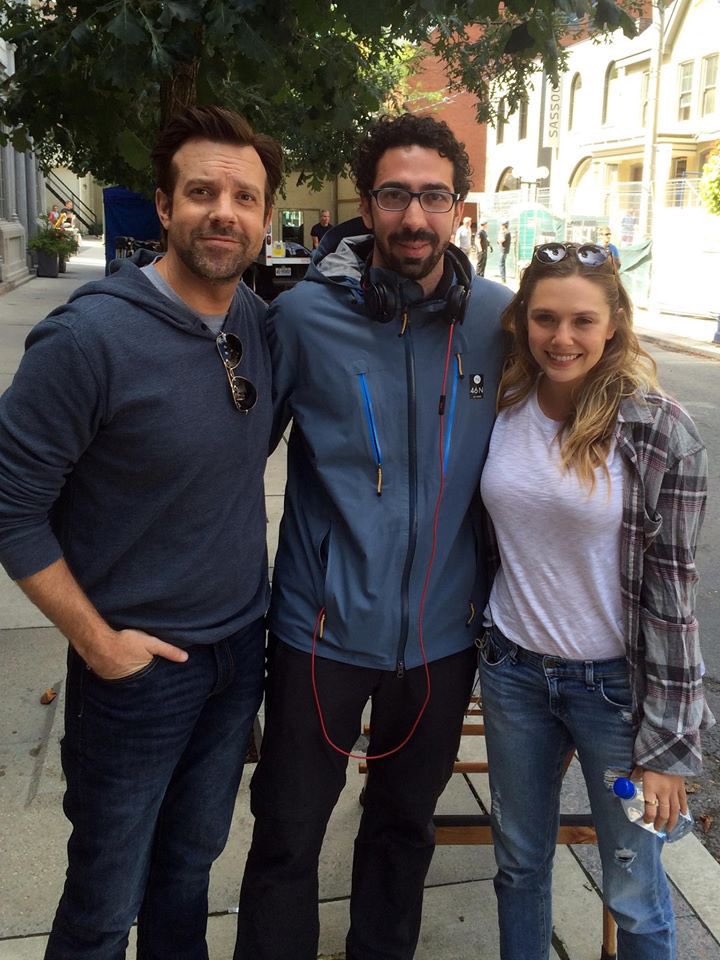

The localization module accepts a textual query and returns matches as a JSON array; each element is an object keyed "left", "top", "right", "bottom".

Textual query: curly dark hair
[{"left": 351, "top": 114, "right": 472, "bottom": 198}]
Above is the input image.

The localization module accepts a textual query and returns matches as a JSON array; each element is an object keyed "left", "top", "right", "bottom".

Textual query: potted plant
[
  {"left": 28, "top": 216, "right": 63, "bottom": 277},
  {"left": 57, "top": 229, "right": 80, "bottom": 273},
  {"left": 28, "top": 215, "right": 78, "bottom": 277}
]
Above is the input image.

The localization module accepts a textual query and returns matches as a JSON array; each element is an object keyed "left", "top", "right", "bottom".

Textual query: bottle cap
[{"left": 612, "top": 777, "right": 637, "bottom": 800}]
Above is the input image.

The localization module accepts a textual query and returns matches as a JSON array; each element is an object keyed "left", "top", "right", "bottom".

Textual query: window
[
  {"left": 701, "top": 54, "right": 717, "bottom": 116},
  {"left": 518, "top": 98, "right": 528, "bottom": 140},
  {"left": 677, "top": 61, "right": 693, "bottom": 121},
  {"left": 673, "top": 157, "right": 688, "bottom": 178},
  {"left": 568, "top": 74, "right": 582, "bottom": 131},
  {"left": 671, "top": 157, "right": 688, "bottom": 206},
  {"left": 602, "top": 63, "right": 618, "bottom": 125},
  {"left": 496, "top": 98, "right": 506, "bottom": 144},
  {"left": 640, "top": 70, "right": 650, "bottom": 126},
  {"left": 497, "top": 167, "right": 520, "bottom": 191}
]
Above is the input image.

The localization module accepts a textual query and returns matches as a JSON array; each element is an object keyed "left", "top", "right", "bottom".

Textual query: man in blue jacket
[
  {"left": 235, "top": 114, "right": 511, "bottom": 960},
  {"left": 0, "top": 106, "right": 282, "bottom": 960}
]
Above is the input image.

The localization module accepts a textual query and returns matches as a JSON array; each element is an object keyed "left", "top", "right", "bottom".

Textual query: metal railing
[
  {"left": 45, "top": 170, "right": 97, "bottom": 230},
  {"left": 664, "top": 174, "right": 703, "bottom": 209}
]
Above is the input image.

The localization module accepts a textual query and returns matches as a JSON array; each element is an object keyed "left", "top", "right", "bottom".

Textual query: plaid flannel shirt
[
  {"left": 486, "top": 389, "right": 714, "bottom": 777},
  {"left": 615, "top": 391, "right": 713, "bottom": 776}
]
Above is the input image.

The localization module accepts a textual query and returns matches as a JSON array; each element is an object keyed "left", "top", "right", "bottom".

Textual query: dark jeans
[
  {"left": 499, "top": 250, "right": 508, "bottom": 282},
  {"left": 234, "top": 640, "right": 477, "bottom": 960},
  {"left": 477, "top": 249, "right": 488, "bottom": 276},
  {"left": 45, "top": 618, "right": 266, "bottom": 960}
]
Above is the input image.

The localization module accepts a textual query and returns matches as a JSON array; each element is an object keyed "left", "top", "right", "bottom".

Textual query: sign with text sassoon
[{"left": 543, "top": 83, "right": 562, "bottom": 149}]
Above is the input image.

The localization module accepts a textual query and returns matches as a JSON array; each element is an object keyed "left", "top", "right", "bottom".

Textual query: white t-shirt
[
  {"left": 455, "top": 224, "right": 472, "bottom": 253},
  {"left": 481, "top": 388, "right": 625, "bottom": 660}
]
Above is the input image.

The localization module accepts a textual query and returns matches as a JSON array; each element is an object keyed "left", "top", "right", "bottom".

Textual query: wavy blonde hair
[{"left": 498, "top": 248, "right": 658, "bottom": 489}]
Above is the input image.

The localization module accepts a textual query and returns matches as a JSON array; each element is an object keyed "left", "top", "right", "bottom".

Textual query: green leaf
[
  {"left": 71, "top": 22, "right": 94, "bottom": 45},
  {"left": 504, "top": 23, "right": 535, "bottom": 54},
  {"left": 593, "top": 0, "right": 622, "bottom": 30},
  {"left": 116, "top": 128, "right": 151, "bottom": 171},
  {"left": 106, "top": 5, "right": 147, "bottom": 45},
  {"left": 11, "top": 128, "right": 32, "bottom": 153},
  {"left": 165, "top": 1, "right": 200, "bottom": 21}
]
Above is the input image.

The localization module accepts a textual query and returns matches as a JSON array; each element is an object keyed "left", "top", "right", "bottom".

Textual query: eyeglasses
[
  {"left": 533, "top": 242, "right": 610, "bottom": 268},
  {"left": 369, "top": 187, "right": 460, "bottom": 214},
  {"left": 216, "top": 332, "right": 257, "bottom": 414}
]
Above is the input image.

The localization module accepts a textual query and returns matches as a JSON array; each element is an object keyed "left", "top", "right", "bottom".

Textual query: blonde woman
[{"left": 478, "top": 241, "right": 714, "bottom": 960}]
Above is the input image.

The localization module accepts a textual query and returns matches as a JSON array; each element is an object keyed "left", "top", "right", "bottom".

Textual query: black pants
[
  {"left": 234, "top": 640, "right": 477, "bottom": 960},
  {"left": 476, "top": 249, "right": 488, "bottom": 276}
]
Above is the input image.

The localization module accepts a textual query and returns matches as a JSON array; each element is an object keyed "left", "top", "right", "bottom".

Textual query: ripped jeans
[{"left": 478, "top": 626, "right": 675, "bottom": 960}]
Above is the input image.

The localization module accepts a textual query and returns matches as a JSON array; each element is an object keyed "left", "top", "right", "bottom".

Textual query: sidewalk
[{"left": 1, "top": 240, "right": 719, "bottom": 959}]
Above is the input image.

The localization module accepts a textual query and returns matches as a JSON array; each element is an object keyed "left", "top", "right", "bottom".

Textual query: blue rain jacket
[{"left": 268, "top": 221, "right": 512, "bottom": 670}]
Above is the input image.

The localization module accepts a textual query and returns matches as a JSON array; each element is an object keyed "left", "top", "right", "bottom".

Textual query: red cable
[{"left": 311, "top": 321, "right": 458, "bottom": 760}]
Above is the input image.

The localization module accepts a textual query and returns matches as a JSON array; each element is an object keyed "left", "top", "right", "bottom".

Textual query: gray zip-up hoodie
[
  {"left": 0, "top": 253, "right": 272, "bottom": 644},
  {"left": 268, "top": 221, "right": 511, "bottom": 671}
]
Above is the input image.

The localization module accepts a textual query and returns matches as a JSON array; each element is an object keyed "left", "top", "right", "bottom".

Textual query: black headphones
[{"left": 362, "top": 245, "right": 472, "bottom": 326}]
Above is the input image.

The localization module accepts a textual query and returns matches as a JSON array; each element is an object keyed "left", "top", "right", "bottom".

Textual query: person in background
[
  {"left": 48, "top": 203, "right": 61, "bottom": 224},
  {"left": 59, "top": 199, "right": 76, "bottom": 228},
  {"left": 478, "top": 240, "right": 713, "bottom": 960},
  {"left": 234, "top": 112, "right": 511, "bottom": 960},
  {"left": 476, "top": 219, "right": 493, "bottom": 276},
  {"left": 310, "top": 208, "right": 333, "bottom": 248},
  {"left": 0, "top": 105, "right": 283, "bottom": 960},
  {"left": 499, "top": 220, "right": 511, "bottom": 283},
  {"left": 599, "top": 226, "right": 621, "bottom": 269},
  {"left": 621, "top": 210, "right": 636, "bottom": 245},
  {"left": 454, "top": 215, "right": 474, "bottom": 269}
]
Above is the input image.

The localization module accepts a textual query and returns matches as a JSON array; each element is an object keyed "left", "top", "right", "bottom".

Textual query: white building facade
[
  {"left": 479, "top": 0, "right": 720, "bottom": 319},
  {"left": 0, "top": 7, "right": 44, "bottom": 293}
]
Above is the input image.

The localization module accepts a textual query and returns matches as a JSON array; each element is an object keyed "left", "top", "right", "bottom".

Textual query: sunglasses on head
[
  {"left": 216, "top": 332, "right": 258, "bottom": 414},
  {"left": 533, "top": 242, "right": 610, "bottom": 267}
]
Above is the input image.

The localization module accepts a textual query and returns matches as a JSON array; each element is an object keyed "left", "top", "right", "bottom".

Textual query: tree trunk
[{"left": 160, "top": 59, "right": 200, "bottom": 127}]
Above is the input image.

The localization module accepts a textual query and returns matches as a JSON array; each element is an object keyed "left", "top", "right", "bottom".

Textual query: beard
[
  {"left": 373, "top": 227, "right": 447, "bottom": 282},
  {"left": 172, "top": 227, "right": 260, "bottom": 284}
]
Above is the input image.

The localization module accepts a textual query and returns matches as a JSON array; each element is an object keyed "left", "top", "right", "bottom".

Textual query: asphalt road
[{"left": 646, "top": 341, "right": 720, "bottom": 862}]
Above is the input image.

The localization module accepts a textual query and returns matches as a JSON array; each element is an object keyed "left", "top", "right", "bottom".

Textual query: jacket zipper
[
  {"left": 443, "top": 355, "right": 462, "bottom": 475},
  {"left": 396, "top": 311, "right": 417, "bottom": 677},
  {"left": 359, "top": 373, "right": 384, "bottom": 495}
]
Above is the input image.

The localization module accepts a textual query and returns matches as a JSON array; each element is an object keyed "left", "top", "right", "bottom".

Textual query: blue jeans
[
  {"left": 45, "top": 618, "right": 265, "bottom": 960},
  {"left": 478, "top": 626, "right": 675, "bottom": 960},
  {"left": 499, "top": 251, "right": 508, "bottom": 282}
]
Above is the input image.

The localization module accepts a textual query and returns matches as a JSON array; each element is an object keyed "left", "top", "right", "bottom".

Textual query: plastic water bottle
[{"left": 612, "top": 777, "right": 694, "bottom": 842}]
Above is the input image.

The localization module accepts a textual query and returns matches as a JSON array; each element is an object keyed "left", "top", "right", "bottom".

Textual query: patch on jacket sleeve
[{"left": 469, "top": 373, "right": 484, "bottom": 399}]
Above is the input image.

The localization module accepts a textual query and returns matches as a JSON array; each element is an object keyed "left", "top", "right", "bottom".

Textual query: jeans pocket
[
  {"left": 92, "top": 656, "right": 159, "bottom": 685},
  {"left": 477, "top": 629, "right": 512, "bottom": 668},
  {"left": 599, "top": 674, "right": 632, "bottom": 708}
]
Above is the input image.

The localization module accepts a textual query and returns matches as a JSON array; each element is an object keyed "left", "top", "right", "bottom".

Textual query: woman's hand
[{"left": 631, "top": 766, "right": 689, "bottom": 834}]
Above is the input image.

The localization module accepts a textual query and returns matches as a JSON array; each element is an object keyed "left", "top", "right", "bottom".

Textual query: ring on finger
[{"left": 644, "top": 798, "right": 660, "bottom": 806}]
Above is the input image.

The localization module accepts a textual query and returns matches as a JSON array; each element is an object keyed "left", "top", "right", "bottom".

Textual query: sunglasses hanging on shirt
[{"left": 216, "top": 332, "right": 258, "bottom": 414}]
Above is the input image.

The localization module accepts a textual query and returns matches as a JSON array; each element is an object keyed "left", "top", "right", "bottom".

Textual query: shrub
[
  {"left": 700, "top": 150, "right": 720, "bottom": 216},
  {"left": 28, "top": 214, "right": 79, "bottom": 257}
]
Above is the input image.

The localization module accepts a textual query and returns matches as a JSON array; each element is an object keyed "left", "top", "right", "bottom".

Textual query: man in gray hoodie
[{"left": 0, "top": 106, "right": 282, "bottom": 960}]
